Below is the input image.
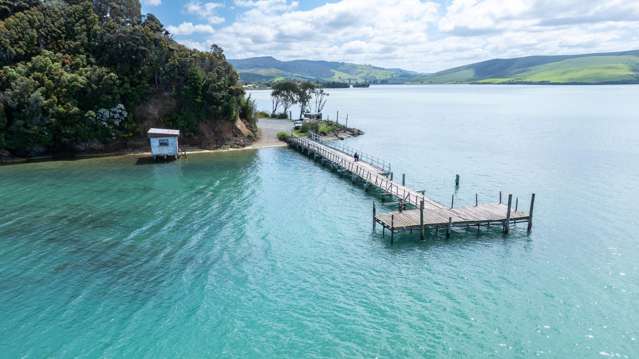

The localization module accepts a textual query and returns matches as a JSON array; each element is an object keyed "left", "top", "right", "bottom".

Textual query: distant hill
[
  {"left": 415, "top": 50, "right": 639, "bottom": 84},
  {"left": 229, "top": 56, "right": 418, "bottom": 84}
]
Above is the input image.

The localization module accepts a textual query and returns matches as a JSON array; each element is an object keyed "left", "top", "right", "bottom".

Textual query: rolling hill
[
  {"left": 232, "top": 51, "right": 639, "bottom": 85},
  {"left": 229, "top": 56, "right": 418, "bottom": 84},
  {"left": 415, "top": 50, "right": 639, "bottom": 84}
]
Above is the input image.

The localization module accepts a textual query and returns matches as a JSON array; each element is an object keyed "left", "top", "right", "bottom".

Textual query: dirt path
[{"left": 253, "top": 118, "right": 292, "bottom": 148}]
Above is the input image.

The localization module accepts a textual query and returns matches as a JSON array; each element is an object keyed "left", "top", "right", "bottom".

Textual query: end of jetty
[{"left": 287, "top": 133, "right": 535, "bottom": 243}]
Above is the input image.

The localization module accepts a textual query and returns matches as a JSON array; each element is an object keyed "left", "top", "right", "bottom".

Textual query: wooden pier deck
[{"left": 287, "top": 134, "right": 535, "bottom": 241}]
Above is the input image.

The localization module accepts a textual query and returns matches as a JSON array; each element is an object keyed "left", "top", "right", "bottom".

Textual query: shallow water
[{"left": 1, "top": 85, "right": 638, "bottom": 358}]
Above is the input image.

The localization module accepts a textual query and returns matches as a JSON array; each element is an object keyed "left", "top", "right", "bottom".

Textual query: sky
[{"left": 141, "top": 0, "right": 639, "bottom": 73}]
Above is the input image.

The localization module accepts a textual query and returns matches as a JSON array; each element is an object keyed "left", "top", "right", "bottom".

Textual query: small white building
[{"left": 147, "top": 128, "right": 180, "bottom": 160}]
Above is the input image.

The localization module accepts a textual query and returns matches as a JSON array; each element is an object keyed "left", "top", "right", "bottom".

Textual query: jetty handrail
[
  {"left": 308, "top": 132, "right": 391, "bottom": 173},
  {"left": 289, "top": 136, "right": 428, "bottom": 208}
]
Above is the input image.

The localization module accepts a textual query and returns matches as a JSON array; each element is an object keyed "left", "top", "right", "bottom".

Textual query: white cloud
[
  {"left": 145, "top": 0, "right": 161, "bottom": 6},
  {"left": 167, "top": 22, "right": 215, "bottom": 35},
  {"left": 185, "top": 2, "right": 225, "bottom": 25},
  {"left": 173, "top": 0, "right": 639, "bottom": 72}
]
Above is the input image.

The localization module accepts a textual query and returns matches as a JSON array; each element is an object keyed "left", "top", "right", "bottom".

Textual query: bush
[
  {"left": 256, "top": 111, "right": 270, "bottom": 118},
  {"left": 239, "top": 95, "right": 257, "bottom": 129},
  {"left": 277, "top": 131, "right": 290, "bottom": 141}
]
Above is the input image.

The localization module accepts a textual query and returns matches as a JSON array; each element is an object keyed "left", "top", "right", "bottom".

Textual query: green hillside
[
  {"left": 416, "top": 50, "right": 639, "bottom": 84},
  {"left": 229, "top": 56, "right": 417, "bottom": 84}
]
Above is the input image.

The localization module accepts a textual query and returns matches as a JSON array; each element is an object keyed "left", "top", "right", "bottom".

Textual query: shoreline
[
  {"left": 0, "top": 141, "right": 290, "bottom": 166},
  {"left": 0, "top": 118, "right": 363, "bottom": 166}
]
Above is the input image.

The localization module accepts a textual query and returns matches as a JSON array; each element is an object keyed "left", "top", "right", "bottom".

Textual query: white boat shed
[{"left": 148, "top": 128, "right": 180, "bottom": 160}]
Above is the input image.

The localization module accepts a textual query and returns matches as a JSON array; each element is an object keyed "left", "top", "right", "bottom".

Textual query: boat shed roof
[{"left": 147, "top": 128, "right": 180, "bottom": 137}]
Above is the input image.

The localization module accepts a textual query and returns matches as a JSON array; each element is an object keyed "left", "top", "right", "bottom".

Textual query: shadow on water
[
  {"left": 372, "top": 225, "right": 534, "bottom": 253},
  {"left": 135, "top": 156, "right": 178, "bottom": 166}
]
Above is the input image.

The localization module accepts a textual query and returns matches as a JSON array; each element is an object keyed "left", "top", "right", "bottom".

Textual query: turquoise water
[{"left": 1, "top": 85, "right": 639, "bottom": 358}]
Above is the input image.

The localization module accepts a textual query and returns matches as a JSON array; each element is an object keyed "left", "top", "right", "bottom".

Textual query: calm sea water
[{"left": 1, "top": 85, "right": 638, "bottom": 358}]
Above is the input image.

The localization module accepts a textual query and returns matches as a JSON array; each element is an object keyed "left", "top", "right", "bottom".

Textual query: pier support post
[
  {"left": 475, "top": 193, "right": 478, "bottom": 207},
  {"left": 515, "top": 197, "right": 519, "bottom": 212},
  {"left": 391, "top": 215, "right": 395, "bottom": 244},
  {"left": 451, "top": 194, "right": 455, "bottom": 209},
  {"left": 504, "top": 194, "right": 512, "bottom": 234},
  {"left": 499, "top": 191, "right": 502, "bottom": 204},
  {"left": 527, "top": 193, "right": 536, "bottom": 234},
  {"left": 420, "top": 200, "right": 425, "bottom": 241},
  {"left": 447, "top": 217, "right": 452, "bottom": 238},
  {"left": 402, "top": 173, "right": 406, "bottom": 186},
  {"left": 455, "top": 174, "right": 460, "bottom": 188},
  {"left": 372, "top": 202, "right": 376, "bottom": 232}
]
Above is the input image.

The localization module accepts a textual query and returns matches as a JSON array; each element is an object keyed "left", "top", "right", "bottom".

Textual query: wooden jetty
[{"left": 287, "top": 134, "right": 535, "bottom": 242}]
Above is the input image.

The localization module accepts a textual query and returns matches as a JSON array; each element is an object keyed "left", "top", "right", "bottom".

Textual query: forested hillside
[{"left": 0, "top": 0, "right": 255, "bottom": 158}]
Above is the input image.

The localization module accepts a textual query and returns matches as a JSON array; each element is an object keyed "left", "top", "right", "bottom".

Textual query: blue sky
[{"left": 141, "top": 0, "right": 639, "bottom": 72}]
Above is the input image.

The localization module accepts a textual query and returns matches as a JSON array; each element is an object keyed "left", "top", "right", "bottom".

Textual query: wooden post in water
[
  {"left": 499, "top": 191, "right": 502, "bottom": 204},
  {"left": 504, "top": 194, "right": 512, "bottom": 234},
  {"left": 447, "top": 217, "right": 452, "bottom": 238},
  {"left": 336, "top": 111, "right": 340, "bottom": 125},
  {"left": 372, "top": 202, "right": 376, "bottom": 232},
  {"left": 475, "top": 193, "right": 478, "bottom": 207},
  {"left": 515, "top": 197, "right": 519, "bottom": 212},
  {"left": 420, "top": 200, "right": 425, "bottom": 241},
  {"left": 527, "top": 193, "right": 536, "bottom": 234},
  {"left": 402, "top": 173, "right": 406, "bottom": 186},
  {"left": 391, "top": 215, "right": 395, "bottom": 243},
  {"left": 450, "top": 194, "right": 455, "bottom": 209},
  {"left": 455, "top": 174, "right": 460, "bottom": 188}
]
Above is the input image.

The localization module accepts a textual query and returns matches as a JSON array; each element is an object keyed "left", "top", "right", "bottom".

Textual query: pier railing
[{"left": 308, "top": 132, "right": 392, "bottom": 174}]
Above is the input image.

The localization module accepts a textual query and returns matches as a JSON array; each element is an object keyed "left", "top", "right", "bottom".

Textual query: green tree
[
  {"left": 92, "top": 0, "right": 141, "bottom": 24},
  {"left": 0, "top": 0, "right": 40, "bottom": 21},
  {"left": 0, "top": 51, "right": 120, "bottom": 154},
  {"left": 296, "top": 81, "right": 316, "bottom": 119},
  {"left": 271, "top": 80, "right": 298, "bottom": 117}
]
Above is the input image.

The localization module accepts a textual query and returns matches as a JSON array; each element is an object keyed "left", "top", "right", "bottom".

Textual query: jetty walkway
[{"left": 287, "top": 134, "right": 535, "bottom": 242}]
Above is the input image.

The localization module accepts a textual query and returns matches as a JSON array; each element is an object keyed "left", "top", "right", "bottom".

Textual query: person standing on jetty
[{"left": 354, "top": 152, "right": 360, "bottom": 162}]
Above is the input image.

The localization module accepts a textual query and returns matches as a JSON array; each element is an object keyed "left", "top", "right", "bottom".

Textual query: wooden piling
[
  {"left": 451, "top": 194, "right": 455, "bottom": 209},
  {"left": 515, "top": 197, "right": 519, "bottom": 212},
  {"left": 499, "top": 191, "right": 502, "bottom": 204},
  {"left": 420, "top": 200, "right": 425, "bottom": 240},
  {"left": 391, "top": 215, "right": 395, "bottom": 243},
  {"left": 446, "top": 217, "right": 452, "bottom": 238},
  {"left": 475, "top": 193, "right": 478, "bottom": 207},
  {"left": 402, "top": 173, "right": 406, "bottom": 186},
  {"left": 455, "top": 174, "right": 460, "bottom": 187},
  {"left": 504, "top": 194, "right": 512, "bottom": 234},
  {"left": 372, "top": 202, "right": 376, "bottom": 231},
  {"left": 527, "top": 193, "right": 536, "bottom": 234}
]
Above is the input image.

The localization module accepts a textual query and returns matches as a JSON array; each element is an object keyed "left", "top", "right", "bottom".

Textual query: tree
[
  {"left": 0, "top": 51, "right": 121, "bottom": 154},
  {"left": 0, "top": 0, "right": 40, "bottom": 21},
  {"left": 92, "top": 0, "right": 141, "bottom": 24},
  {"left": 295, "top": 81, "right": 316, "bottom": 119},
  {"left": 312, "top": 88, "right": 329, "bottom": 114},
  {"left": 271, "top": 80, "right": 298, "bottom": 118}
]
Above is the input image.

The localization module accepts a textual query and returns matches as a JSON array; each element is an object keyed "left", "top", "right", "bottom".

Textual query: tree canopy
[{"left": 0, "top": 0, "right": 250, "bottom": 156}]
